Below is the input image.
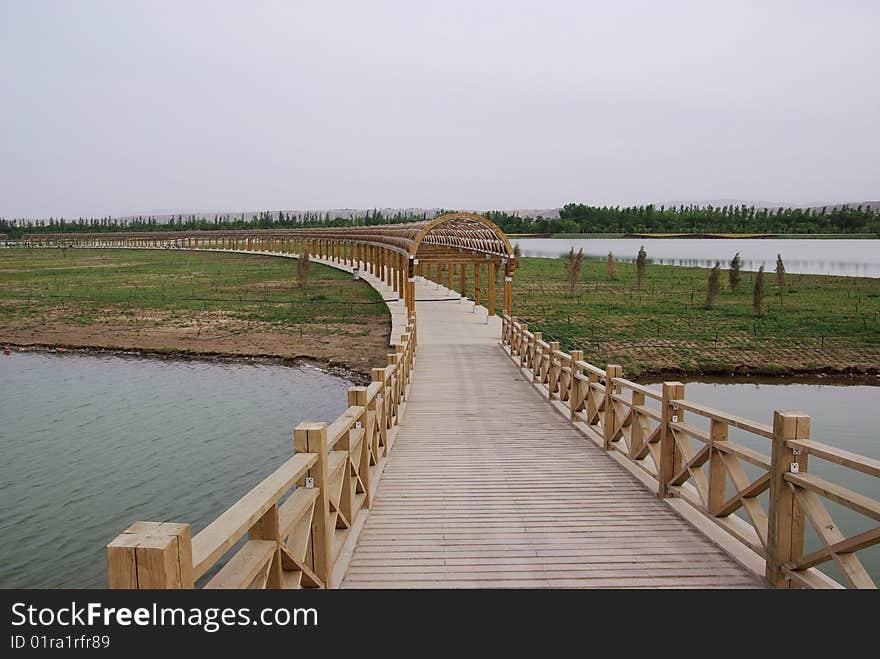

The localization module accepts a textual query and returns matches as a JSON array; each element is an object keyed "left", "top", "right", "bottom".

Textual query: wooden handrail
[
  {"left": 611, "top": 377, "right": 662, "bottom": 401},
  {"left": 575, "top": 360, "right": 606, "bottom": 378},
  {"left": 670, "top": 399, "right": 774, "bottom": 438},
  {"left": 57, "top": 242, "right": 880, "bottom": 590},
  {"left": 191, "top": 453, "right": 318, "bottom": 579},
  {"left": 785, "top": 472, "right": 880, "bottom": 521},
  {"left": 106, "top": 237, "right": 419, "bottom": 589},
  {"left": 500, "top": 313, "right": 879, "bottom": 589},
  {"left": 786, "top": 439, "right": 880, "bottom": 478}
]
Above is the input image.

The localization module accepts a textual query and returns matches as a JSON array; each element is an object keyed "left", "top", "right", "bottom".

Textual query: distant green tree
[
  {"left": 606, "top": 251, "right": 617, "bottom": 280},
  {"left": 729, "top": 252, "right": 742, "bottom": 292},
  {"left": 705, "top": 261, "right": 721, "bottom": 309},
  {"left": 753, "top": 265, "right": 765, "bottom": 316},
  {"left": 636, "top": 245, "right": 647, "bottom": 290},
  {"left": 565, "top": 247, "right": 584, "bottom": 295},
  {"left": 775, "top": 254, "right": 786, "bottom": 298}
]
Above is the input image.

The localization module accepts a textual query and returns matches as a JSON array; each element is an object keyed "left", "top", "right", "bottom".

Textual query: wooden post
[
  {"left": 517, "top": 322, "right": 527, "bottom": 364},
  {"left": 569, "top": 350, "right": 584, "bottom": 421},
  {"left": 603, "top": 365, "right": 622, "bottom": 449},
  {"left": 387, "top": 353, "right": 400, "bottom": 423},
  {"left": 107, "top": 522, "right": 194, "bottom": 589},
  {"left": 294, "top": 422, "right": 332, "bottom": 589},
  {"left": 658, "top": 382, "right": 685, "bottom": 498},
  {"left": 398, "top": 254, "right": 405, "bottom": 299},
  {"left": 766, "top": 410, "right": 810, "bottom": 588},
  {"left": 487, "top": 262, "right": 496, "bottom": 316},
  {"left": 248, "top": 504, "right": 283, "bottom": 588},
  {"left": 548, "top": 341, "right": 561, "bottom": 397},
  {"left": 629, "top": 388, "right": 646, "bottom": 459},
  {"left": 407, "top": 257, "right": 415, "bottom": 313},
  {"left": 372, "top": 367, "right": 388, "bottom": 449},
  {"left": 708, "top": 419, "right": 729, "bottom": 515},
  {"left": 474, "top": 263, "right": 481, "bottom": 306},
  {"left": 459, "top": 262, "right": 467, "bottom": 297},
  {"left": 531, "top": 333, "right": 543, "bottom": 381}
]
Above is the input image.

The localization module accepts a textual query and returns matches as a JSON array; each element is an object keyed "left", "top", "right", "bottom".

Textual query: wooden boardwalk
[{"left": 341, "top": 279, "right": 762, "bottom": 588}]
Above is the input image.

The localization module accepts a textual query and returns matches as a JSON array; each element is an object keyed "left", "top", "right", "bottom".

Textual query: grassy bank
[
  {"left": 497, "top": 257, "right": 880, "bottom": 379},
  {"left": 0, "top": 248, "right": 390, "bottom": 374}
]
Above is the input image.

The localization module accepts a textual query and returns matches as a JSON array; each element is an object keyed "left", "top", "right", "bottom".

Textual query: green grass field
[
  {"left": 0, "top": 248, "right": 387, "bottom": 328},
  {"left": 4, "top": 248, "right": 879, "bottom": 379},
  {"left": 489, "top": 257, "right": 880, "bottom": 377}
]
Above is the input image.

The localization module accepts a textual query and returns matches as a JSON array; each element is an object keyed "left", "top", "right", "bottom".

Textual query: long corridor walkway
[{"left": 340, "top": 278, "right": 761, "bottom": 588}]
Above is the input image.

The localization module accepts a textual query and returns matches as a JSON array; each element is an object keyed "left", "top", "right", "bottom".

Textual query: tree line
[
  {"left": 0, "top": 208, "right": 435, "bottom": 238},
  {"left": 2, "top": 203, "right": 879, "bottom": 239},
  {"left": 506, "top": 203, "right": 880, "bottom": 235}
]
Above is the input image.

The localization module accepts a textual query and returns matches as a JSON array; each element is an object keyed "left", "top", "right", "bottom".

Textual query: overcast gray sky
[{"left": 1, "top": 0, "right": 878, "bottom": 218}]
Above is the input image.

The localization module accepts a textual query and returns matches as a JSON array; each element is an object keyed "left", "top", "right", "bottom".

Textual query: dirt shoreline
[
  {"left": 1, "top": 342, "right": 373, "bottom": 385},
  {"left": 6, "top": 340, "right": 878, "bottom": 388},
  {"left": 638, "top": 364, "right": 879, "bottom": 386}
]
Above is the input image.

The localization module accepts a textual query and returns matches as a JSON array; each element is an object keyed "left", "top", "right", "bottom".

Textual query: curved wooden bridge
[{"left": 23, "top": 215, "right": 879, "bottom": 589}]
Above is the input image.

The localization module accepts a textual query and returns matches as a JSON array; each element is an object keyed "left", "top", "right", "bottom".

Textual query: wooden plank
[
  {"left": 574, "top": 360, "right": 606, "bottom": 378},
  {"left": 203, "top": 540, "right": 276, "bottom": 589},
  {"left": 326, "top": 407, "right": 364, "bottom": 448},
  {"left": 337, "top": 277, "right": 762, "bottom": 589},
  {"left": 715, "top": 474, "right": 770, "bottom": 517},
  {"left": 785, "top": 472, "right": 880, "bottom": 522},
  {"left": 786, "top": 439, "right": 880, "bottom": 478},
  {"left": 278, "top": 488, "right": 320, "bottom": 539},
  {"left": 788, "top": 527, "right": 880, "bottom": 572},
  {"left": 713, "top": 440, "right": 771, "bottom": 469},
  {"left": 795, "top": 489, "right": 875, "bottom": 589},
  {"left": 720, "top": 453, "right": 768, "bottom": 550},
  {"left": 191, "top": 453, "right": 317, "bottom": 579},
  {"left": 611, "top": 377, "right": 662, "bottom": 401},
  {"left": 671, "top": 399, "right": 773, "bottom": 438},
  {"left": 784, "top": 567, "right": 846, "bottom": 589}
]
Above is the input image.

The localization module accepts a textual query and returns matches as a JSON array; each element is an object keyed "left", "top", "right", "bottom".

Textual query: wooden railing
[
  {"left": 502, "top": 314, "right": 880, "bottom": 589},
  {"left": 107, "top": 314, "right": 416, "bottom": 589}
]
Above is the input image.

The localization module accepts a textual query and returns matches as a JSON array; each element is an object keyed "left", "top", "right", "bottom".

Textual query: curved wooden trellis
[{"left": 21, "top": 212, "right": 518, "bottom": 315}]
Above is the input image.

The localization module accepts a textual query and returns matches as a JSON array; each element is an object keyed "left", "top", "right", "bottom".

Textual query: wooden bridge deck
[{"left": 340, "top": 278, "right": 762, "bottom": 588}]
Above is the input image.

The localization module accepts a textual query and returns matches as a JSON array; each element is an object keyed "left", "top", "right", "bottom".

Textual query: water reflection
[{"left": 516, "top": 238, "right": 880, "bottom": 278}]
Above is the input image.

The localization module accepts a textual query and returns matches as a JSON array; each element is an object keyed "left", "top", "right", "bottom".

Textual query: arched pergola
[{"left": 21, "top": 213, "right": 518, "bottom": 315}]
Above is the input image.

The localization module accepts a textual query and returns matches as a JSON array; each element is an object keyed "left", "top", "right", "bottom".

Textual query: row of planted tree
[
  {"left": 5, "top": 202, "right": 879, "bottom": 238},
  {"left": 566, "top": 246, "right": 789, "bottom": 316}
]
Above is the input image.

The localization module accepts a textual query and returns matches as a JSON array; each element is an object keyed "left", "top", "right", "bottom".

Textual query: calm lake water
[
  {"left": 644, "top": 380, "right": 879, "bottom": 582},
  {"left": 0, "top": 352, "right": 351, "bottom": 588},
  {"left": 515, "top": 238, "right": 880, "bottom": 278},
  {"left": 1, "top": 353, "right": 876, "bottom": 587}
]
